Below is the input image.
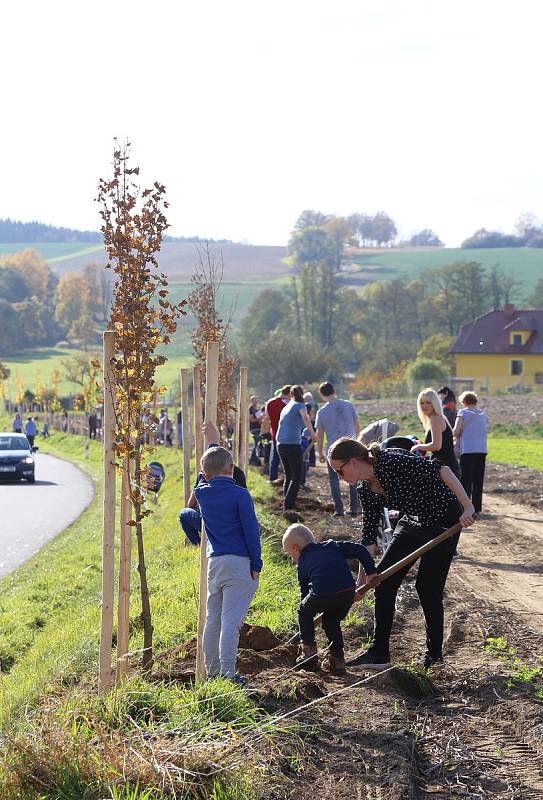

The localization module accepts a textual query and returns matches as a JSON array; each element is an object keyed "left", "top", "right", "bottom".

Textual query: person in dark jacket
[
  {"left": 328, "top": 437, "right": 475, "bottom": 670},
  {"left": 282, "top": 523, "right": 377, "bottom": 674},
  {"left": 437, "top": 386, "right": 457, "bottom": 426}
]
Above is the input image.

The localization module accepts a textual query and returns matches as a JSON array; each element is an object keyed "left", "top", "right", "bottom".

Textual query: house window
[
  {"left": 511, "top": 360, "right": 523, "bottom": 376},
  {"left": 535, "top": 373, "right": 543, "bottom": 385},
  {"left": 512, "top": 333, "right": 522, "bottom": 346}
]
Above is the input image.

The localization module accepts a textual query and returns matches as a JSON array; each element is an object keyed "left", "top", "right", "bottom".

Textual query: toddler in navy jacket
[{"left": 282, "top": 523, "right": 377, "bottom": 674}]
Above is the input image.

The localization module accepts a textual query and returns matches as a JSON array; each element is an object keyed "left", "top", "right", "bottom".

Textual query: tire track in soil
[{"left": 260, "top": 462, "right": 543, "bottom": 800}]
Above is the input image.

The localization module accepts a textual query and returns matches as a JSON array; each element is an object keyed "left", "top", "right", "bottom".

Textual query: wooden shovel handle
[
  {"left": 287, "top": 522, "right": 463, "bottom": 644},
  {"left": 354, "top": 521, "right": 463, "bottom": 601}
]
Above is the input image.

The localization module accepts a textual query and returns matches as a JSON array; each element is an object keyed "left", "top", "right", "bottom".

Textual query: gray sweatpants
[{"left": 203, "top": 554, "right": 259, "bottom": 678}]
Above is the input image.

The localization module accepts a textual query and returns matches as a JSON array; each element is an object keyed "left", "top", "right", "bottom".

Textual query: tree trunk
[{"left": 136, "top": 518, "right": 154, "bottom": 671}]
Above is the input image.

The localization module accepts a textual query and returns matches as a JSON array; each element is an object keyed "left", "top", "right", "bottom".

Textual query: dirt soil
[
  {"left": 163, "top": 458, "right": 543, "bottom": 798},
  {"left": 354, "top": 395, "right": 543, "bottom": 428},
  {"left": 256, "top": 461, "right": 543, "bottom": 799}
]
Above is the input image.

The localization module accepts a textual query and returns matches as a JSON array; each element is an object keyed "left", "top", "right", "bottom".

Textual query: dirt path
[
  {"left": 455, "top": 495, "right": 543, "bottom": 633},
  {"left": 255, "top": 462, "right": 543, "bottom": 799}
]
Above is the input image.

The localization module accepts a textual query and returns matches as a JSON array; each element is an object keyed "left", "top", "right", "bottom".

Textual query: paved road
[{"left": 0, "top": 453, "right": 94, "bottom": 578}]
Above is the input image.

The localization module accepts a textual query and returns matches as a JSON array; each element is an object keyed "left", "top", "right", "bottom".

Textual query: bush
[{"left": 405, "top": 358, "right": 448, "bottom": 385}]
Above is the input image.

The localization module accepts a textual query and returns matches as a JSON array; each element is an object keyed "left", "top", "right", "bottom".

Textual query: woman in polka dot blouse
[{"left": 328, "top": 437, "right": 475, "bottom": 670}]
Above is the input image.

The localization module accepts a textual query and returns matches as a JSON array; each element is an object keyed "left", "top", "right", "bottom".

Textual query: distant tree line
[
  {"left": 0, "top": 249, "right": 112, "bottom": 353},
  {"left": 0, "top": 218, "right": 102, "bottom": 243},
  {"left": 461, "top": 213, "right": 543, "bottom": 249},
  {"left": 291, "top": 209, "right": 444, "bottom": 253},
  {"left": 0, "top": 218, "right": 233, "bottom": 246}
]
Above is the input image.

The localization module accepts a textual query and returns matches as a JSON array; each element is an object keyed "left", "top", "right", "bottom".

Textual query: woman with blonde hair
[
  {"left": 327, "top": 436, "right": 475, "bottom": 669},
  {"left": 411, "top": 388, "right": 460, "bottom": 477}
]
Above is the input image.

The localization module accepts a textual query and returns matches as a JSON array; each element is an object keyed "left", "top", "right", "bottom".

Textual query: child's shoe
[
  {"left": 325, "top": 652, "right": 346, "bottom": 675},
  {"left": 295, "top": 643, "right": 319, "bottom": 671}
]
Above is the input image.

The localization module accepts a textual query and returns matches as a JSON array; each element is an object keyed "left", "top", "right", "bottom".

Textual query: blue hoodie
[{"left": 194, "top": 476, "right": 263, "bottom": 573}]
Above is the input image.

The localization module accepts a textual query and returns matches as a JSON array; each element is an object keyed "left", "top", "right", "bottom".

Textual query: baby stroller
[
  {"left": 147, "top": 461, "right": 165, "bottom": 504},
  {"left": 377, "top": 435, "right": 421, "bottom": 552},
  {"left": 359, "top": 417, "right": 399, "bottom": 445}
]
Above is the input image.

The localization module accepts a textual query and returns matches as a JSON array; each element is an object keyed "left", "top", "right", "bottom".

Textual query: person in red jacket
[{"left": 265, "top": 385, "right": 290, "bottom": 481}]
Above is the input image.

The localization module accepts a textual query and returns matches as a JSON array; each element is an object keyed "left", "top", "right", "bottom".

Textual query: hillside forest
[{"left": 237, "top": 211, "right": 543, "bottom": 392}]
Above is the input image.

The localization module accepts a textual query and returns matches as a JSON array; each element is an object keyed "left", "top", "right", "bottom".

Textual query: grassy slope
[
  {"left": 347, "top": 247, "right": 543, "bottom": 290},
  {"left": 0, "top": 242, "right": 103, "bottom": 261},
  {"left": 0, "top": 433, "right": 298, "bottom": 726},
  {"left": 2, "top": 346, "right": 100, "bottom": 397}
]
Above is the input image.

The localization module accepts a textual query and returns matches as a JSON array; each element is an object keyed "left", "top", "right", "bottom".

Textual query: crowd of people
[
  {"left": 176, "top": 379, "right": 487, "bottom": 684},
  {"left": 9, "top": 377, "right": 488, "bottom": 683}
]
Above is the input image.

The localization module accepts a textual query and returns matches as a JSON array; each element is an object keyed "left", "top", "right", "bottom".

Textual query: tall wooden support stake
[
  {"left": 116, "top": 455, "right": 132, "bottom": 681},
  {"left": 195, "top": 342, "right": 219, "bottom": 682},
  {"left": 238, "top": 367, "right": 248, "bottom": 475},
  {"left": 99, "top": 331, "right": 116, "bottom": 694},
  {"left": 180, "top": 368, "right": 192, "bottom": 508},
  {"left": 232, "top": 380, "right": 240, "bottom": 465},
  {"left": 192, "top": 366, "right": 203, "bottom": 484}
]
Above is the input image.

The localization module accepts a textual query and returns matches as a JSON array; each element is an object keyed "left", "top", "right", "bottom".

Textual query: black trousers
[
  {"left": 299, "top": 590, "right": 355, "bottom": 655},
  {"left": 277, "top": 443, "right": 303, "bottom": 510},
  {"left": 373, "top": 503, "right": 461, "bottom": 659},
  {"left": 460, "top": 453, "right": 486, "bottom": 513}
]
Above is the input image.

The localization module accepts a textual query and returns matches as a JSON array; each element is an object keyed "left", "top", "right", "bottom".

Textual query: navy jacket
[{"left": 296, "top": 539, "right": 376, "bottom": 599}]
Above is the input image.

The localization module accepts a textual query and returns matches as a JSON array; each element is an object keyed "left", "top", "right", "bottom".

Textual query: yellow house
[{"left": 451, "top": 304, "right": 543, "bottom": 392}]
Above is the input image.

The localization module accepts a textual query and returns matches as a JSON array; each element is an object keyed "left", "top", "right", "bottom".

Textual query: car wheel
[{"left": 27, "top": 475, "right": 35, "bottom": 483}]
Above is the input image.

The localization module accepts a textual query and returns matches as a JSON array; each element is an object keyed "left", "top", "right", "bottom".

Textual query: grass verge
[{"left": 0, "top": 433, "right": 299, "bottom": 731}]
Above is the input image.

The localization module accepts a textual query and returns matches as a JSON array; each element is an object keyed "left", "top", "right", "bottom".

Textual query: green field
[
  {"left": 0, "top": 241, "right": 103, "bottom": 262},
  {"left": 1, "top": 347, "right": 100, "bottom": 397},
  {"left": 346, "top": 247, "right": 543, "bottom": 292},
  {"left": 487, "top": 436, "right": 543, "bottom": 471}
]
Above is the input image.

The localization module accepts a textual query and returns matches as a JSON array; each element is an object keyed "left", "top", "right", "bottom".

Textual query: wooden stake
[
  {"left": 116, "top": 457, "right": 132, "bottom": 681},
  {"left": 232, "top": 379, "right": 240, "bottom": 465},
  {"left": 195, "top": 342, "right": 219, "bottom": 682},
  {"left": 99, "top": 331, "right": 116, "bottom": 694},
  {"left": 192, "top": 366, "right": 203, "bottom": 485},
  {"left": 238, "top": 367, "right": 248, "bottom": 475},
  {"left": 180, "top": 368, "right": 191, "bottom": 508}
]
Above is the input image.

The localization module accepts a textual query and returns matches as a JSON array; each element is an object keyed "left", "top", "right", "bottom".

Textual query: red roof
[{"left": 451, "top": 305, "right": 543, "bottom": 355}]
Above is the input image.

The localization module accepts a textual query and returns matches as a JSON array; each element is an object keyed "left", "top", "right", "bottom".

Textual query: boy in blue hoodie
[
  {"left": 195, "top": 445, "right": 262, "bottom": 685},
  {"left": 282, "top": 523, "right": 377, "bottom": 674}
]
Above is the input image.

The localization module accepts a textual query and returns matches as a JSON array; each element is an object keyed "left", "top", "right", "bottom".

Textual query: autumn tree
[
  {"left": 0, "top": 361, "right": 10, "bottom": 401},
  {"left": 98, "top": 141, "right": 186, "bottom": 670},
  {"left": 188, "top": 243, "right": 238, "bottom": 438},
  {"left": 55, "top": 272, "right": 91, "bottom": 331},
  {"left": 6, "top": 248, "right": 57, "bottom": 300},
  {"left": 62, "top": 353, "right": 94, "bottom": 388},
  {"left": 83, "top": 262, "right": 113, "bottom": 321}
]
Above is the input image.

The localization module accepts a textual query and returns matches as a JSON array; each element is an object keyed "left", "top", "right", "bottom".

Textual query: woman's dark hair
[
  {"left": 290, "top": 385, "right": 304, "bottom": 403},
  {"left": 437, "top": 386, "right": 456, "bottom": 404},
  {"left": 328, "top": 436, "right": 381, "bottom": 464}
]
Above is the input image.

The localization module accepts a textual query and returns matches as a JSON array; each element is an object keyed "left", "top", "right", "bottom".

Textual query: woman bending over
[{"left": 328, "top": 437, "right": 474, "bottom": 670}]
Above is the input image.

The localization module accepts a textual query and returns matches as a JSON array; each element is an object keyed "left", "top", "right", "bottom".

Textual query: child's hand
[
  {"left": 251, "top": 570, "right": 260, "bottom": 581},
  {"left": 357, "top": 572, "right": 379, "bottom": 590}
]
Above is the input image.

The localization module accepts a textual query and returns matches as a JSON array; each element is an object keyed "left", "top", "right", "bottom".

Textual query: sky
[{"left": 1, "top": 0, "right": 542, "bottom": 247}]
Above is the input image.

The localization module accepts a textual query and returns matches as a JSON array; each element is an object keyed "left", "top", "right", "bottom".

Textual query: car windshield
[{"left": 0, "top": 436, "right": 30, "bottom": 451}]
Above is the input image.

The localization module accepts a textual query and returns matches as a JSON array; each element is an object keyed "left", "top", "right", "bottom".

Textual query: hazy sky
[{"left": 1, "top": 1, "right": 542, "bottom": 246}]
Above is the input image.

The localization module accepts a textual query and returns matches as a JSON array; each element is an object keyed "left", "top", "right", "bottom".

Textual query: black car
[{"left": 0, "top": 433, "right": 37, "bottom": 482}]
